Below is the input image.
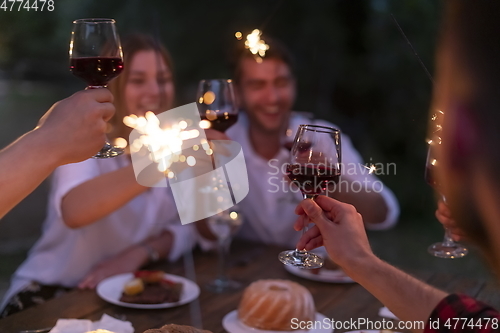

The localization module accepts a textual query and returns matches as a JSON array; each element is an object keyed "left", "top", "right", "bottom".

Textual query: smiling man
[{"left": 219, "top": 38, "right": 400, "bottom": 247}]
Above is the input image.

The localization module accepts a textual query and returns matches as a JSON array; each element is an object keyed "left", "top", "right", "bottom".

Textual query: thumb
[{"left": 301, "top": 199, "right": 329, "bottom": 228}]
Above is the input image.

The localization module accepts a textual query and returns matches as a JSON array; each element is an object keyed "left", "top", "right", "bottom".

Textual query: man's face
[{"left": 236, "top": 57, "right": 296, "bottom": 134}]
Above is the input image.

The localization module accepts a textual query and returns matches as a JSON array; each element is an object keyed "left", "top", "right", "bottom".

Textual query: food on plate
[
  {"left": 123, "top": 277, "right": 144, "bottom": 296},
  {"left": 310, "top": 256, "right": 340, "bottom": 275},
  {"left": 134, "top": 270, "right": 165, "bottom": 283},
  {"left": 238, "top": 279, "right": 315, "bottom": 331},
  {"left": 120, "top": 270, "right": 183, "bottom": 304},
  {"left": 143, "top": 324, "right": 213, "bottom": 333}
]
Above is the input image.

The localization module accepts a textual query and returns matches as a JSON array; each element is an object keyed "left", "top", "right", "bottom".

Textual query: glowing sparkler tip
[
  {"left": 124, "top": 113, "right": 203, "bottom": 172},
  {"left": 235, "top": 31, "right": 242, "bottom": 40},
  {"left": 241, "top": 28, "right": 269, "bottom": 61}
]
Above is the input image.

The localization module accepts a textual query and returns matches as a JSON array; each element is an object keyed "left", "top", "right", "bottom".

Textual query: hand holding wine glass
[
  {"left": 69, "top": 18, "right": 124, "bottom": 158},
  {"left": 426, "top": 110, "right": 467, "bottom": 258},
  {"left": 426, "top": 145, "right": 468, "bottom": 258},
  {"left": 196, "top": 79, "right": 238, "bottom": 133},
  {"left": 279, "top": 125, "right": 341, "bottom": 269}
]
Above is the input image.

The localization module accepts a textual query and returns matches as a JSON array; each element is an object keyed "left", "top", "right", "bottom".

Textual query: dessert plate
[
  {"left": 96, "top": 272, "right": 200, "bottom": 309},
  {"left": 223, "top": 310, "right": 333, "bottom": 333}
]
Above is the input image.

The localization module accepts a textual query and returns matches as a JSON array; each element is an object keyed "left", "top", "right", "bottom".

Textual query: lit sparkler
[
  {"left": 236, "top": 29, "right": 269, "bottom": 63},
  {"left": 363, "top": 164, "right": 377, "bottom": 174},
  {"left": 123, "top": 112, "right": 212, "bottom": 174}
]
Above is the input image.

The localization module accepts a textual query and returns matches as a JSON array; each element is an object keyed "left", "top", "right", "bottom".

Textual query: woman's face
[{"left": 124, "top": 50, "right": 174, "bottom": 116}]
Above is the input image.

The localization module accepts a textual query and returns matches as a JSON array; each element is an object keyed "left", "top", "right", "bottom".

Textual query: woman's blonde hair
[{"left": 108, "top": 33, "right": 175, "bottom": 141}]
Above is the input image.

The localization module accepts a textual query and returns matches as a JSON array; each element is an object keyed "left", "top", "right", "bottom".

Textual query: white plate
[
  {"left": 223, "top": 310, "right": 333, "bottom": 333},
  {"left": 96, "top": 273, "right": 200, "bottom": 309},
  {"left": 284, "top": 265, "right": 354, "bottom": 283}
]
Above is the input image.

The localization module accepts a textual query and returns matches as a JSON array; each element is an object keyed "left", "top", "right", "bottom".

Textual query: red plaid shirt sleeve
[{"left": 425, "top": 294, "right": 500, "bottom": 333}]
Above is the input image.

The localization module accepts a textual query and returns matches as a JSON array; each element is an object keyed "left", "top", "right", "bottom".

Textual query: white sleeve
[
  {"left": 165, "top": 222, "right": 197, "bottom": 261},
  {"left": 50, "top": 159, "right": 101, "bottom": 220},
  {"left": 314, "top": 120, "right": 400, "bottom": 230}
]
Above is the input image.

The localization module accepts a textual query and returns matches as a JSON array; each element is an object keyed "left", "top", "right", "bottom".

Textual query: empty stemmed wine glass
[
  {"left": 279, "top": 125, "right": 342, "bottom": 269},
  {"left": 69, "top": 18, "right": 124, "bottom": 158},
  {"left": 206, "top": 207, "right": 243, "bottom": 293},
  {"left": 426, "top": 110, "right": 467, "bottom": 258},
  {"left": 196, "top": 79, "right": 238, "bottom": 133}
]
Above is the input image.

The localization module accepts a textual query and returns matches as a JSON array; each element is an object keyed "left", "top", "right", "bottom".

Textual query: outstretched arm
[
  {"left": 0, "top": 89, "right": 114, "bottom": 219},
  {"left": 295, "top": 196, "right": 446, "bottom": 332}
]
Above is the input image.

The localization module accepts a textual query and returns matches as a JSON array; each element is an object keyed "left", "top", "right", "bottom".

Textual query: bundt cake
[{"left": 238, "top": 279, "right": 315, "bottom": 331}]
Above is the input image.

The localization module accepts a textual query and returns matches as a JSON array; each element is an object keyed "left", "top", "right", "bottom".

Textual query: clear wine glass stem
[
  {"left": 442, "top": 228, "right": 456, "bottom": 247},
  {"left": 83, "top": 85, "right": 124, "bottom": 158},
  {"left": 216, "top": 238, "right": 228, "bottom": 280}
]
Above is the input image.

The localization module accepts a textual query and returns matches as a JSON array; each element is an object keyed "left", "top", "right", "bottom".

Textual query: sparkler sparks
[
  {"left": 236, "top": 29, "right": 269, "bottom": 63},
  {"left": 123, "top": 112, "right": 213, "bottom": 174},
  {"left": 364, "top": 164, "right": 377, "bottom": 174}
]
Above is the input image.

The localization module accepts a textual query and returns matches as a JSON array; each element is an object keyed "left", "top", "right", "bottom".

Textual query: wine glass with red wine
[
  {"left": 196, "top": 79, "right": 238, "bottom": 133},
  {"left": 69, "top": 18, "right": 124, "bottom": 158},
  {"left": 279, "top": 124, "right": 341, "bottom": 269},
  {"left": 426, "top": 118, "right": 468, "bottom": 258}
]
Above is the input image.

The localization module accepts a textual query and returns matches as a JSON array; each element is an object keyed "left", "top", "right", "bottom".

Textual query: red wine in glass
[
  {"left": 70, "top": 18, "right": 124, "bottom": 158},
  {"left": 200, "top": 113, "right": 238, "bottom": 133},
  {"left": 197, "top": 79, "right": 238, "bottom": 133},
  {"left": 70, "top": 57, "right": 123, "bottom": 87},
  {"left": 286, "top": 164, "right": 340, "bottom": 196},
  {"left": 279, "top": 124, "right": 342, "bottom": 269}
]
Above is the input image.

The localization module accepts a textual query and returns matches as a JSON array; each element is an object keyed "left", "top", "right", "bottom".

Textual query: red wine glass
[
  {"left": 196, "top": 79, "right": 238, "bottom": 133},
  {"left": 425, "top": 114, "right": 468, "bottom": 258},
  {"left": 279, "top": 124, "right": 342, "bottom": 269},
  {"left": 69, "top": 18, "right": 124, "bottom": 158}
]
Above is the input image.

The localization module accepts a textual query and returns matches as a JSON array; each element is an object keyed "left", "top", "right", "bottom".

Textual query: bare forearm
[
  {"left": 346, "top": 256, "right": 447, "bottom": 332},
  {"left": 0, "top": 130, "right": 59, "bottom": 218},
  {"left": 62, "top": 164, "right": 148, "bottom": 228}
]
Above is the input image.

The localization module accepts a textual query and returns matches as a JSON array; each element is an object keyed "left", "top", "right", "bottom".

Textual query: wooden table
[{"left": 1, "top": 241, "right": 499, "bottom": 333}]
